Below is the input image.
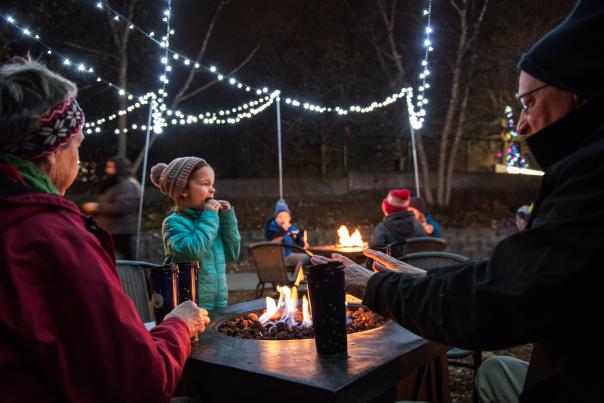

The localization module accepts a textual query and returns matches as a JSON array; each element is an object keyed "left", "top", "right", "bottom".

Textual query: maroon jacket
[{"left": 0, "top": 164, "right": 191, "bottom": 402}]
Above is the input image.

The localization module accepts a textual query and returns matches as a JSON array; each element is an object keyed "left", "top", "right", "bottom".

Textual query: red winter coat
[{"left": 0, "top": 164, "right": 191, "bottom": 402}]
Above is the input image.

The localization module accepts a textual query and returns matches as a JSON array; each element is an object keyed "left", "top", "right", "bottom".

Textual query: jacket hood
[
  {"left": 526, "top": 92, "right": 604, "bottom": 171},
  {"left": 383, "top": 211, "right": 417, "bottom": 237}
]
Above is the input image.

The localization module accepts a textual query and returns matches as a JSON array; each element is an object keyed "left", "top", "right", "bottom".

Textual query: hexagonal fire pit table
[{"left": 180, "top": 299, "right": 450, "bottom": 403}]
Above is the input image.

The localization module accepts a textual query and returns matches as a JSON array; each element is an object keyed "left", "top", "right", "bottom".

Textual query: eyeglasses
[{"left": 515, "top": 84, "right": 548, "bottom": 112}]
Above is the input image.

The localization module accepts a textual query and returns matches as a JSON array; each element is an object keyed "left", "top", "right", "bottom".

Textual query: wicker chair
[
  {"left": 248, "top": 242, "right": 313, "bottom": 298},
  {"left": 115, "top": 260, "right": 157, "bottom": 322},
  {"left": 402, "top": 251, "right": 482, "bottom": 403},
  {"left": 389, "top": 236, "right": 447, "bottom": 259}
]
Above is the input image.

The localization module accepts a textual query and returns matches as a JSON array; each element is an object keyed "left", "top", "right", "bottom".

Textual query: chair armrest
[{"left": 272, "top": 242, "right": 314, "bottom": 257}]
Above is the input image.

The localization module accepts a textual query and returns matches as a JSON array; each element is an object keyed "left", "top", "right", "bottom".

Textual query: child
[
  {"left": 410, "top": 196, "right": 443, "bottom": 238},
  {"left": 265, "top": 199, "right": 310, "bottom": 276},
  {"left": 150, "top": 157, "right": 240, "bottom": 310},
  {"left": 371, "top": 189, "right": 426, "bottom": 246}
]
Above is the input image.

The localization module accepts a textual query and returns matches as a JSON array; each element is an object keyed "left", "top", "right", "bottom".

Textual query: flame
[
  {"left": 337, "top": 225, "right": 366, "bottom": 248},
  {"left": 293, "top": 268, "right": 304, "bottom": 288},
  {"left": 258, "top": 285, "right": 312, "bottom": 328},
  {"left": 259, "top": 296, "right": 278, "bottom": 323},
  {"left": 302, "top": 295, "right": 312, "bottom": 327}
]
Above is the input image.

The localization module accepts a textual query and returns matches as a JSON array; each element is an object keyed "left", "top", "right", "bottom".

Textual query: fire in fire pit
[
  {"left": 218, "top": 270, "right": 385, "bottom": 340},
  {"left": 337, "top": 225, "right": 367, "bottom": 248}
]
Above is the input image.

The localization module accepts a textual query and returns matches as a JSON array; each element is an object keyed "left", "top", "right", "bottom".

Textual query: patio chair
[
  {"left": 248, "top": 242, "right": 313, "bottom": 298},
  {"left": 402, "top": 251, "right": 481, "bottom": 403},
  {"left": 389, "top": 236, "right": 447, "bottom": 259},
  {"left": 115, "top": 260, "right": 158, "bottom": 322}
]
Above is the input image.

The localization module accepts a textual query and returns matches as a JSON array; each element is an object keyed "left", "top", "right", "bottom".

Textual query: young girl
[{"left": 150, "top": 156, "right": 240, "bottom": 310}]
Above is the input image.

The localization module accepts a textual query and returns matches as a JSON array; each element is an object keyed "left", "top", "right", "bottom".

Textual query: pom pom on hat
[
  {"left": 150, "top": 163, "right": 167, "bottom": 188},
  {"left": 381, "top": 189, "right": 411, "bottom": 215}
]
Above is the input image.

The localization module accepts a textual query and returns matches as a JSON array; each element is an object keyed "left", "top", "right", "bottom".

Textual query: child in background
[
  {"left": 265, "top": 199, "right": 310, "bottom": 277},
  {"left": 410, "top": 196, "right": 443, "bottom": 238},
  {"left": 371, "top": 189, "right": 426, "bottom": 246},
  {"left": 150, "top": 157, "right": 240, "bottom": 310}
]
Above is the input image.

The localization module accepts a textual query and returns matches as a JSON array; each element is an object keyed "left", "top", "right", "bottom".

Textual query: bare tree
[
  {"left": 105, "top": 0, "right": 140, "bottom": 158},
  {"left": 436, "top": 0, "right": 488, "bottom": 205},
  {"left": 132, "top": 1, "right": 260, "bottom": 171}
]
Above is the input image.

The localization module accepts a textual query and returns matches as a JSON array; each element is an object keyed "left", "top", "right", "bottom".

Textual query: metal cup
[
  {"left": 148, "top": 263, "right": 178, "bottom": 324},
  {"left": 175, "top": 261, "right": 199, "bottom": 304},
  {"left": 303, "top": 261, "right": 347, "bottom": 355}
]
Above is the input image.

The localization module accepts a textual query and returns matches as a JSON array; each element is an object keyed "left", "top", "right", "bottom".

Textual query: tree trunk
[
  {"left": 436, "top": 15, "right": 468, "bottom": 205},
  {"left": 321, "top": 142, "right": 328, "bottom": 178},
  {"left": 415, "top": 132, "right": 433, "bottom": 204},
  {"left": 444, "top": 82, "right": 471, "bottom": 204}
]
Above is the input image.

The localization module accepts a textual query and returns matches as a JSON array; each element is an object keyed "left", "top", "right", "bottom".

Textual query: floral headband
[{"left": 11, "top": 97, "right": 85, "bottom": 157}]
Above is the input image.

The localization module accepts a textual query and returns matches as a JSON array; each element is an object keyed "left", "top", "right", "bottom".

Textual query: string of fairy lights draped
[{"left": 1, "top": 0, "right": 435, "bottom": 132}]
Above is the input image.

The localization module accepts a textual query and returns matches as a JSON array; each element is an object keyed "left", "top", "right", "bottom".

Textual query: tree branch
[
  {"left": 63, "top": 41, "right": 119, "bottom": 61},
  {"left": 174, "top": 43, "right": 261, "bottom": 106},
  {"left": 171, "top": 1, "right": 229, "bottom": 108}
]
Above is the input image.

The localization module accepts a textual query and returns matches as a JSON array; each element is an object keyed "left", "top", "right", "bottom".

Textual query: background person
[
  {"left": 82, "top": 157, "right": 141, "bottom": 259},
  {"left": 371, "top": 188, "right": 426, "bottom": 247},
  {"left": 265, "top": 198, "right": 310, "bottom": 277},
  {"left": 0, "top": 59, "right": 208, "bottom": 402}
]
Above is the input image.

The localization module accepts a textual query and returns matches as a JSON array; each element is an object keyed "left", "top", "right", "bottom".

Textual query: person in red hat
[{"left": 371, "top": 188, "right": 426, "bottom": 247}]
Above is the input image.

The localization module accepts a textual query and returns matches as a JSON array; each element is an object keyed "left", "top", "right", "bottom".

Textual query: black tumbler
[
  {"left": 149, "top": 263, "right": 178, "bottom": 323},
  {"left": 303, "top": 261, "right": 347, "bottom": 355},
  {"left": 175, "top": 261, "right": 199, "bottom": 304},
  {"left": 365, "top": 245, "right": 390, "bottom": 271}
]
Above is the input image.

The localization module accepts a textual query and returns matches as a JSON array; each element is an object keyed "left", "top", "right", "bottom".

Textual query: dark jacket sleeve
[{"left": 363, "top": 155, "right": 604, "bottom": 351}]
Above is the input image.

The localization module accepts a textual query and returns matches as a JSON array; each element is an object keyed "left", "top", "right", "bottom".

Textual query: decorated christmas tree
[{"left": 497, "top": 106, "right": 529, "bottom": 168}]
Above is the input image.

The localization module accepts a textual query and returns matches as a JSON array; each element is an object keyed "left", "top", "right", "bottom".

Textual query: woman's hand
[
  {"left": 310, "top": 254, "right": 375, "bottom": 300},
  {"left": 363, "top": 249, "right": 427, "bottom": 278},
  {"left": 82, "top": 202, "right": 98, "bottom": 214},
  {"left": 165, "top": 300, "right": 210, "bottom": 339}
]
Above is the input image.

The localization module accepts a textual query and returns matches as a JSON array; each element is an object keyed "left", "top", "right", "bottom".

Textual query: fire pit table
[{"left": 181, "top": 298, "right": 450, "bottom": 403}]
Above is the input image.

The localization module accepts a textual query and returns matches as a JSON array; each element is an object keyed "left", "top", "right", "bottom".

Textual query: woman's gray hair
[{"left": 0, "top": 58, "right": 78, "bottom": 154}]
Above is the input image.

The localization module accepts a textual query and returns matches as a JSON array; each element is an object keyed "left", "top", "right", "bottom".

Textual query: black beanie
[{"left": 519, "top": 0, "right": 604, "bottom": 98}]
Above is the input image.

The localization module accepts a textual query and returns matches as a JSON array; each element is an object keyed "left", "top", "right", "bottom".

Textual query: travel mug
[
  {"left": 175, "top": 261, "right": 199, "bottom": 304},
  {"left": 148, "top": 263, "right": 178, "bottom": 324},
  {"left": 303, "top": 261, "right": 347, "bottom": 355}
]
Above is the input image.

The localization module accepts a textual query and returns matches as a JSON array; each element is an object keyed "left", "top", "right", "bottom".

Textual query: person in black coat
[
  {"left": 313, "top": 1, "right": 604, "bottom": 401},
  {"left": 371, "top": 188, "right": 426, "bottom": 247}
]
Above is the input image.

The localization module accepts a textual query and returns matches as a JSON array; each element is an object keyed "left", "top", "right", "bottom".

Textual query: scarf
[{"left": 0, "top": 153, "right": 59, "bottom": 195}]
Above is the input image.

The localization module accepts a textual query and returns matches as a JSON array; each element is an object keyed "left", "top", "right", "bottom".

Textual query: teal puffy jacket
[{"left": 162, "top": 208, "right": 241, "bottom": 310}]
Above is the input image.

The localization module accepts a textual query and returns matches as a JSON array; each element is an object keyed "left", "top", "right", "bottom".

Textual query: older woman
[{"left": 0, "top": 60, "right": 209, "bottom": 402}]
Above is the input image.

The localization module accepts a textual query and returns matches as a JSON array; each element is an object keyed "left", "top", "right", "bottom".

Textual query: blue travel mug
[
  {"left": 149, "top": 263, "right": 178, "bottom": 323},
  {"left": 175, "top": 261, "right": 199, "bottom": 304},
  {"left": 303, "top": 261, "right": 347, "bottom": 355}
]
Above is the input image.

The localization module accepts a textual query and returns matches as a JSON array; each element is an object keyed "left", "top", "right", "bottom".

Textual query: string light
[
  {"left": 84, "top": 92, "right": 156, "bottom": 133},
  {"left": 406, "top": 0, "right": 434, "bottom": 130},
  {"left": 87, "top": 0, "right": 434, "bottom": 121},
  {"left": 2, "top": 14, "right": 142, "bottom": 99}
]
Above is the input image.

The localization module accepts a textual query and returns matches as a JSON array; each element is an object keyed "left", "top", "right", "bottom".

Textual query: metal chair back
[
  {"left": 402, "top": 251, "right": 469, "bottom": 271},
  {"left": 389, "top": 237, "right": 447, "bottom": 259},
  {"left": 115, "top": 260, "right": 158, "bottom": 322}
]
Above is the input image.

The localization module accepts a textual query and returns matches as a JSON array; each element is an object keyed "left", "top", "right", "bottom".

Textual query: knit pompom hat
[
  {"left": 273, "top": 199, "right": 291, "bottom": 217},
  {"left": 150, "top": 156, "right": 208, "bottom": 200},
  {"left": 381, "top": 189, "right": 411, "bottom": 216},
  {"left": 519, "top": 0, "right": 604, "bottom": 98}
]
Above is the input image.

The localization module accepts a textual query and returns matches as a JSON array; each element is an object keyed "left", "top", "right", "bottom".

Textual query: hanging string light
[
  {"left": 95, "top": 91, "right": 280, "bottom": 135},
  {"left": 2, "top": 14, "right": 143, "bottom": 100},
  {"left": 406, "top": 0, "right": 434, "bottom": 130},
  {"left": 83, "top": 92, "right": 156, "bottom": 133},
  {"left": 87, "top": 0, "right": 433, "bottom": 120}
]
